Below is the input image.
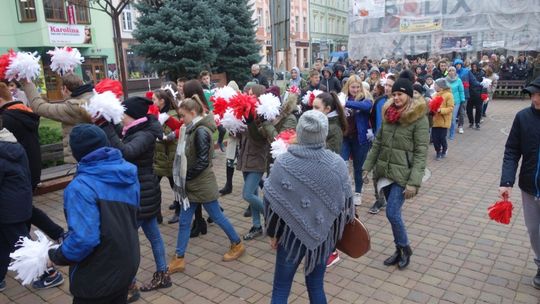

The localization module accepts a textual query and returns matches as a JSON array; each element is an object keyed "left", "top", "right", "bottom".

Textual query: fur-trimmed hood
[{"left": 382, "top": 95, "right": 428, "bottom": 126}]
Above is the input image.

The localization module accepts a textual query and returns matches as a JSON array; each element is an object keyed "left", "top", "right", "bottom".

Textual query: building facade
[
  {"left": 250, "top": 0, "right": 310, "bottom": 71},
  {"left": 0, "top": 0, "right": 116, "bottom": 100},
  {"left": 310, "top": 0, "right": 349, "bottom": 61}
]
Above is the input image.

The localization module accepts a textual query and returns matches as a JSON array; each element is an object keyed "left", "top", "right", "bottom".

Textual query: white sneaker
[
  {"left": 354, "top": 193, "right": 362, "bottom": 206},
  {"left": 458, "top": 127, "right": 464, "bottom": 134}
]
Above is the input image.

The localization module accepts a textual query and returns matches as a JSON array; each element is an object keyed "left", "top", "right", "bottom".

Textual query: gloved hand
[
  {"left": 362, "top": 170, "right": 369, "bottom": 184},
  {"left": 366, "top": 128, "right": 374, "bottom": 142},
  {"left": 403, "top": 185, "right": 418, "bottom": 200}
]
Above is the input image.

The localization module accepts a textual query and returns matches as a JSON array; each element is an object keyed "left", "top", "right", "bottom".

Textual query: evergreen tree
[
  {"left": 215, "top": 0, "right": 261, "bottom": 86},
  {"left": 133, "top": 0, "right": 228, "bottom": 79}
]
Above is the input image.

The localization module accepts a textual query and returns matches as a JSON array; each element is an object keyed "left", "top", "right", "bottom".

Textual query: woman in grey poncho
[{"left": 264, "top": 110, "right": 355, "bottom": 303}]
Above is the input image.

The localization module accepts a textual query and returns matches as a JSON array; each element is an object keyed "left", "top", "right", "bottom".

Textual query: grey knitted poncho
[{"left": 264, "top": 143, "right": 355, "bottom": 274}]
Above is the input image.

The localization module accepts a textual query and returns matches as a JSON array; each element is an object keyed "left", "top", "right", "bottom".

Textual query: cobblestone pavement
[{"left": 2, "top": 98, "right": 540, "bottom": 304}]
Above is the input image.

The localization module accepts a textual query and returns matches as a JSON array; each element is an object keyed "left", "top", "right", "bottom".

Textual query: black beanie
[
  {"left": 123, "top": 96, "right": 152, "bottom": 119},
  {"left": 70, "top": 124, "right": 110, "bottom": 161},
  {"left": 392, "top": 78, "right": 414, "bottom": 98},
  {"left": 399, "top": 70, "right": 416, "bottom": 83},
  {"left": 413, "top": 83, "right": 425, "bottom": 95}
]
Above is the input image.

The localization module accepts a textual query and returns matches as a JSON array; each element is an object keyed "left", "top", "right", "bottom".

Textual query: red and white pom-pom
[
  {"left": 8, "top": 230, "right": 58, "bottom": 285},
  {"left": 257, "top": 93, "right": 281, "bottom": 121},
  {"left": 230, "top": 93, "right": 258, "bottom": 120},
  {"left": 147, "top": 104, "right": 160, "bottom": 118},
  {"left": 429, "top": 95, "right": 444, "bottom": 113},
  {"left": 481, "top": 77, "right": 492, "bottom": 89},
  {"left": 83, "top": 91, "right": 125, "bottom": 124},
  {"left": 288, "top": 85, "right": 300, "bottom": 95},
  {"left": 47, "top": 46, "right": 84, "bottom": 75},
  {"left": 0, "top": 50, "right": 16, "bottom": 80},
  {"left": 158, "top": 112, "right": 169, "bottom": 125},
  {"left": 5, "top": 51, "right": 41, "bottom": 81},
  {"left": 301, "top": 89, "right": 323, "bottom": 107},
  {"left": 270, "top": 129, "right": 296, "bottom": 159},
  {"left": 145, "top": 91, "right": 154, "bottom": 99},
  {"left": 337, "top": 92, "right": 347, "bottom": 107},
  {"left": 95, "top": 78, "right": 124, "bottom": 99},
  {"left": 220, "top": 108, "right": 246, "bottom": 135},
  {"left": 213, "top": 86, "right": 237, "bottom": 101}
]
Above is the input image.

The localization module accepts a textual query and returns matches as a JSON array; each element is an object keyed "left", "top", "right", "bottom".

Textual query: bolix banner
[{"left": 348, "top": 0, "right": 540, "bottom": 58}]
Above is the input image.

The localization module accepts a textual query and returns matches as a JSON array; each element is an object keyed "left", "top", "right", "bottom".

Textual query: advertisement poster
[
  {"left": 400, "top": 17, "right": 442, "bottom": 33},
  {"left": 48, "top": 24, "right": 92, "bottom": 45},
  {"left": 441, "top": 36, "right": 473, "bottom": 51},
  {"left": 352, "top": 0, "right": 386, "bottom": 18}
]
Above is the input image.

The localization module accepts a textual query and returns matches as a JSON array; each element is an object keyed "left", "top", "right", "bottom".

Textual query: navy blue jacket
[
  {"left": 0, "top": 130, "right": 32, "bottom": 224},
  {"left": 501, "top": 106, "right": 540, "bottom": 198},
  {"left": 345, "top": 97, "right": 373, "bottom": 145},
  {"left": 49, "top": 147, "right": 140, "bottom": 299}
]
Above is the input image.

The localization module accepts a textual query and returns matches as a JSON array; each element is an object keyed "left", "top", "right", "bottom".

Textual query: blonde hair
[
  {"left": 342, "top": 75, "right": 373, "bottom": 101},
  {"left": 179, "top": 95, "right": 205, "bottom": 115}
]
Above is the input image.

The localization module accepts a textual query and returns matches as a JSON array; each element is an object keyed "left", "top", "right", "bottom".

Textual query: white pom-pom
[
  {"left": 301, "top": 89, "right": 324, "bottom": 106},
  {"left": 47, "top": 46, "right": 84, "bottom": 75},
  {"left": 158, "top": 112, "right": 169, "bottom": 125},
  {"left": 270, "top": 139, "right": 288, "bottom": 159},
  {"left": 337, "top": 92, "right": 347, "bottom": 107},
  {"left": 220, "top": 108, "right": 246, "bottom": 135},
  {"left": 8, "top": 230, "right": 58, "bottom": 285},
  {"left": 6, "top": 52, "right": 41, "bottom": 81},
  {"left": 312, "top": 89, "right": 324, "bottom": 97},
  {"left": 481, "top": 78, "right": 492, "bottom": 89},
  {"left": 213, "top": 86, "right": 238, "bottom": 101},
  {"left": 83, "top": 91, "right": 125, "bottom": 124},
  {"left": 257, "top": 93, "right": 281, "bottom": 121}
]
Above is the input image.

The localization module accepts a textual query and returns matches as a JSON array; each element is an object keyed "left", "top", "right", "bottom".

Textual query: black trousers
[
  {"left": 0, "top": 222, "right": 29, "bottom": 281},
  {"left": 29, "top": 207, "right": 64, "bottom": 241},
  {"left": 432, "top": 127, "right": 448, "bottom": 154},
  {"left": 217, "top": 125, "right": 226, "bottom": 144},
  {"left": 466, "top": 97, "right": 483, "bottom": 125},
  {"left": 72, "top": 288, "right": 129, "bottom": 304}
]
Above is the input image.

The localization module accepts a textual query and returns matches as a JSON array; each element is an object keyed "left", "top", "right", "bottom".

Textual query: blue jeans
[
  {"left": 242, "top": 172, "right": 264, "bottom": 227},
  {"left": 138, "top": 217, "right": 167, "bottom": 272},
  {"left": 341, "top": 137, "right": 371, "bottom": 193},
  {"left": 383, "top": 183, "right": 409, "bottom": 247},
  {"left": 448, "top": 104, "right": 459, "bottom": 139},
  {"left": 271, "top": 245, "right": 327, "bottom": 304},
  {"left": 176, "top": 200, "right": 240, "bottom": 256}
]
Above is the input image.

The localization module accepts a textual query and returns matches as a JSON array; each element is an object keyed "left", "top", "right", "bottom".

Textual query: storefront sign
[
  {"left": 48, "top": 24, "right": 92, "bottom": 45},
  {"left": 400, "top": 17, "right": 442, "bottom": 33}
]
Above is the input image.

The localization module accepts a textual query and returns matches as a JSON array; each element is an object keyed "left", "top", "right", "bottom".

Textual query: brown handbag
[{"left": 336, "top": 216, "right": 371, "bottom": 258}]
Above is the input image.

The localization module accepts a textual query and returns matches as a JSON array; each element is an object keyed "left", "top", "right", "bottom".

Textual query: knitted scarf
[
  {"left": 264, "top": 144, "right": 355, "bottom": 275},
  {"left": 385, "top": 104, "right": 402, "bottom": 123},
  {"left": 172, "top": 125, "right": 189, "bottom": 210}
]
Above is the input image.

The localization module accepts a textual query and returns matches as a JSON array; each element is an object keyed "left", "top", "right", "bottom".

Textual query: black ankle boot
[
  {"left": 190, "top": 219, "right": 201, "bottom": 238},
  {"left": 383, "top": 246, "right": 401, "bottom": 266},
  {"left": 533, "top": 268, "right": 540, "bottom": 289},
  {"left": 398, "top": 245, "right": 412, "bottom": 269},
  {"left": 219, "top": 166, "right": 234, "bottom": 195},
  {"left": 169, "top": 200, "right": 179, "bottom": 210}
]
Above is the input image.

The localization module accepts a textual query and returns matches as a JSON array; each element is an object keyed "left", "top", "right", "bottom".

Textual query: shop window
[
  {"left": 16, "top": 0, "right": 37, "bottom": 22},
  {"left": 126, "top": 49, "right": 156, "bottom": 79},
  {"left": 44, "top": 0, "right": 66, "bottom": 22}
]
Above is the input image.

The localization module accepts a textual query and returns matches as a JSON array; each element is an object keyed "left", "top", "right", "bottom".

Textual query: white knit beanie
[{"left": 296, "top": 110, "right": 328, "bottom": 146}]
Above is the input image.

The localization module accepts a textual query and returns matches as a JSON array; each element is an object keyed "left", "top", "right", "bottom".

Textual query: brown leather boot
[
  {"left": 223, "top": 242, "right": 245, "bottom": 262},
  {"left": 168, "top": 255, "right": 185, "bottom": 273}
]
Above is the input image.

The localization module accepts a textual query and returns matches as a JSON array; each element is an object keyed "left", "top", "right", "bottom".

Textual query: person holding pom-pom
[
  {"left": 499, "top": 77, "right": 540, "bottom": 289},
  {"left": 431, "top": 78, "right": 454, "bottom": 161},
  {"left": 47, "top": 124, "right": 140, "bottom": 303},
  {"left": 0, "top": 119, "right": 32, "bottom": 292}
]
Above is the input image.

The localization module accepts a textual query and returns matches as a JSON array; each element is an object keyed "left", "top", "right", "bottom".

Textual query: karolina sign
[{"left": 48, "top": 24, "right": 92, "bottom": 45}]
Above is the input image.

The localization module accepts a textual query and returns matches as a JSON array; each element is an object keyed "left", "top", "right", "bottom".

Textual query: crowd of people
[{"left": 0, "top": 50, "right": 539, "bottom": 304}]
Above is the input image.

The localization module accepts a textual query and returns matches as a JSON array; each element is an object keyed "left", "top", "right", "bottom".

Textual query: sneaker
[
  {"left": 243, "top": 206, "right": 252, "bottom": 218},
  {"left": 480, "top": 118, "right": 485, "bottom": 124},
  {"left": 0, "top": 280, "right": 6, "bottom": 292},
  {"left": 475, "top": 124, "right": 481, "bottom": 130},
  {"left": 435, "top": 153, "right": 442, "bottom": 161},
  {"left": 127, "top": 283, "right": 140, "bottom": 303},
  {"left": 354, "top": 193, "right": 362, "bottom": 206},
  {"left": 32, "top": 268, "right": 64, "bottom": 289},
  {"left": 442, "top": 151, "right": 448, "bottom": 158},
  {"left": 243, "top": 226, "right": 263, "bottom": 241},
  {"left": 458, "top": 127, "right": 464, "bottom": 134},
  {"left": 140, "top": 271, "right": 172, "bottom": 292},
  {"left": 326, "top": 251, "right": 341, "bottom": 267},
  {"left": 368, "top": 199, "right": 386, "bottom": 214},
  {"left": 223, "top": 242, "right": 246, "bottom": 261}
]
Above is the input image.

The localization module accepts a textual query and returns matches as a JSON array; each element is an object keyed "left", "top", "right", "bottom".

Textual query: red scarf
[{"left": 385, "top": 104, "right": 402, "bottom": 124}]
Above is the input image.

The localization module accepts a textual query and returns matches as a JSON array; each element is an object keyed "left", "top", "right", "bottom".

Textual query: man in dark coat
[
  {"left": 251, "top": 64, "right": 269, "bottom": 88},
  {"left": 322, "top": 67, "right": 342, "bottom": 93}
]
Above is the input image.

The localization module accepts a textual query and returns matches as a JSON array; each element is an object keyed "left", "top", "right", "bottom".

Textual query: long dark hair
[
  {"left": 153, "top": 89, "right": 175, "bottom": 113},
  {"left": 317, "top": 92, "right": 348, "bottom": 133},
  {"left": 183, "top": 79, "right": 209, "bottom": 112}
]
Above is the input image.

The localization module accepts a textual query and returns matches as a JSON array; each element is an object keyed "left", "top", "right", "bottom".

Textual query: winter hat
[
  {"left": 434, "top": 78, "right": 450, "bottom": 90},
  {"left": 123, "top": 96, "right": 153, "bottom": 119},
  {"left": 70, "top": 124, "right": 109, "bottom": 161},
  {"left": 413, "top": 83, "right": 425, "bottom": 95},
  {"left": 392, "top": 78, "right": 414, "bottom": 98},
  {"left": 296, "top": 110, "right": 328, "bottom": 146},
  {"left": 227, "top": 81, "right": 240, "bottom": 92},
  {"left": 399, "top": 70, "right": 415, "bottom": 82}
]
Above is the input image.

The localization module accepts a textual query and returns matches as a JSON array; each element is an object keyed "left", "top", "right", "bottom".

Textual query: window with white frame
[
  {"left": 257, "top": 8, "right": 262, "bottom": 27},
  {"left": 122, "top": 4, "right": 134, "bottom": 31}
]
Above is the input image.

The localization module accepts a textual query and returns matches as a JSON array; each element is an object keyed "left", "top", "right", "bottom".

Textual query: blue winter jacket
[
  {"left": 373, "top": 95, "right": 388, "bottom": 134},
  {"left": 446, "top": 77, "right": 466, "bottom": 106},
  {"left": 49, "top": 147, "right": 141, "bottom": 299},
  {"left": 454, "top": 59, "right": 482, "bottom": 99},
  {"left": 345, "top": 97, "right": 373, "bottom": 145}
]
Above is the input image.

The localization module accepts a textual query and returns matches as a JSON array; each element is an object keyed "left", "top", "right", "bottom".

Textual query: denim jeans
[
  {"left": 176, "top": 200, "right": 240, "bottom": 257},
  {"left": 138, "top": 217, "right": 167, "bottom": 272},
  {"left": 341, "top": 137, "right": 371, "bottom": 193},
  {"left": 271, "top": 245, "right": 327, "bottom": 304},
  {"left": 242, "top": 172, "right": 264, "bottom": 227},
  {"left": 383, "top": 183, "right": 409, "bottom": 247},
  {"left": 448, "top": 104, "right": 459, "bottom": 139}
]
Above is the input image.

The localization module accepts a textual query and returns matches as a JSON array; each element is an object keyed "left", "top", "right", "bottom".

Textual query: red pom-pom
[
  {"left": 429, "top": 95, "right": 444, "bottom": 113},
  {"left": 211, "top": 96, "right": 229, "bottom": 118},
  {"left": 0, "top": 50, "right": 16, "bottom": 80},
  {"left": 288, "top": 85, "right": 300, "bottom": 95},
  {"left": 309, "top": 92, "right": 316, "bottom": 107},
  {"left": 488, "top": 198, "right": 513, "bottom": 225},
  {"left": 147, "top": 104, "right": 160, "bottom": 118},
  {"left": 275, "top": 129, "right": 296, "bottom": 143},
  {"left": 145, "top": 91, "right": 154, "bottom": 100},
  {"left": 95, "top": 79, "right": 124, "bottom": 98},
  {"left": 481, "top": 93, "right": 489, "bottom": 102},
  {"left": 230, "top": 93, "right": 258, "bottom": 120}
]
